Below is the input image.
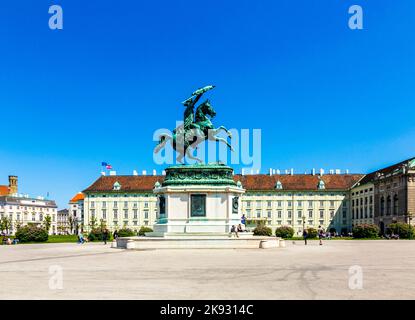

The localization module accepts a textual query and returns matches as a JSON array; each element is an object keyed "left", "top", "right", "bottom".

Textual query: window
[
  {"left": 320, "top": 201, "right": 324, "bottom": 207},
  {"left": 102, "top": 201, "right": 106, "bottom": 208},
  {"left": 267, "top": 201, "right": 272, "bottom": 208},
  {"left": 124, "top": 210, "right": 128, "bottom": 219},
  {"left": 330, "top": 211, "right": 334, "bottom": 218},
  {"left": 320, "top": 210, "right": 324, "bottom": 219},
  {"left": 277, "top": 211, "right": 282, "bottom": 218},
  {"left": 297, "top": 211, "right": 302, "bottom": 218},
  {"left": 144, "top": 202, "right": 149, "bottom": 208},
  {"left": 113, "top": 210, "right": 118, "bottom": 220},
  {"left": 288, "top": 211, "right": 292, "bottom": 219},
  {"left": 297, "top": 201, "right": 302, "bottom": 207},
  {"left": 256, "top": 211, "right": 261, "bottom": 218},
  {"left": 144, "top": 211, "right": 149, "bottom": 219},
  {"left": 330, "top": 201, "right": 335, "bottom": 207},
  {"left": 114, "top": 201, "right": 118, "bottom": 208},
  {"left": 246, "top": 201, "right": 251, "bottom": 208},
  {"left": 267, "top": 211, "right": 272, "bottom": 218},
  {"left": 287, "top": 201, "right": 292, "bottom": 207},
  {"left": 133, "top": 209, "right": 138, "bottom": 219},
  {"left": 380, "top": 197, "right": 385, "bottom": 215},
  {"left": 277, "top": 201, "right": 282, "bottom": 207},
  {"left": 308, "top": 210, "right": 313, "bottom": 218},
  {"left": 393, "top": 194, "right": 399, "bottom": 215},
  {"left": 91, "top": 201, "right": 95, "bottom": 209},
  {"left": 308, "top": 201, "right": 313, "bottom": 208},
  {"left": 102, "top": 210, "right": 107, "bottom": 219},
  {"left": 124, "top": 201, "right": 128, "bottom": 208}
]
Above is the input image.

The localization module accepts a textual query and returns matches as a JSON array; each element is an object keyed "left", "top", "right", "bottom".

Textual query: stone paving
[{"left": 1, "top": 240, "right": 415, "bottom": 299}]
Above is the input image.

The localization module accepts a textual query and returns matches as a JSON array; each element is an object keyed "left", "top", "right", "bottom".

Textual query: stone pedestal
[{"left": 149, "top": 164, "right": 246, "bottom": 236}]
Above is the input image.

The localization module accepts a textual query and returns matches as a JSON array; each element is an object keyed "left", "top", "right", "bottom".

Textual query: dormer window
[
  {"left": 275, "top": 180, "right": 283, "bottom": 190},
  {"left": 113, "top": 181, "right": 121, "bottom": 191},
  {"left": 318, "top": 179, "right": 325, "bottom": 190}
]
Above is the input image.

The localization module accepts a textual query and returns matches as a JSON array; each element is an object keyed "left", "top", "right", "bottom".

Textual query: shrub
[
  {"left": 253, "top": 225, "right": 273, "bottom": 236},
  {"left": 138, "top": 226, "right": 153, "bottom": 236},
  {"left": 88, "top": 229, "right": 111, "bottom": 242},
  {"left": 15, "top": 225, "right": 48, "bottom": 243},
  {"left": 387, "top": 223, "right": 415, "bottom": 239},
  {"left": 306, "top": 228, "right": 318, "bottom": 239},
  {"left": 352, "top": 224, "right": 379, "bottom": 239},
  {"left": 117, "top": 228, "right": 135, "bottom": 237},
  {"left": 275, "top": 226, "right": 294, "bottom": 239}
]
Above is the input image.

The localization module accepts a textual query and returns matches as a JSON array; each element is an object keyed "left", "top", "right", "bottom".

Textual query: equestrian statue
[{"left": 154, "top": 85, "right": 233, "bottom": 163}]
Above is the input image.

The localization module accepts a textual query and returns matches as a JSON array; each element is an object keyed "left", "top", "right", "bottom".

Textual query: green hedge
[
  {"left": 15, "top": 225, "right": 48, "bottom": 243},
  {"left": 117, "top": 228, "right": 136, "bottom": 237},
  {"left": 138, "top": 226, "right": 153, "bottom": 236},
  {"left": 352, "top": 224, "right": 379, "bottom": 239},
  {"left": 253, "top": 225, "right": 273, "bottom": 236},
  {"left": 88, "top": 229, "right": 111, "bottom": 242},
  {"left": 275, "top": 226, "right": 294, "bottom": 239},
  {"left": 306, "top": 228, "right": 318, "bottom": 239},
  {"left": 387, "top": 223, "right": 415, "bottom": 239}
]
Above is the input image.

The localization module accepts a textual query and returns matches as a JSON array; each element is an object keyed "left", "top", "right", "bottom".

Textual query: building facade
[
  {"left": 0, "top": 196, "right": 58, "bottom": 235},
  {"left": 57, "top": 209, "right": 69, "bottom": 234},
  {"left": 81, "top": 172, "right": 362, "bottom": 235},
  {"left": 350, "top": 181, "right": 375, "bottom": 226},
  {"left": 69, "top": 192, "right": 85, "bottom": 234}
]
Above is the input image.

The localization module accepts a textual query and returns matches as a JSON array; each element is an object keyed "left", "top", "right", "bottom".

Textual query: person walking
[
  {"left": 303, "top": 229, "right": 308, "bottom": 245},
  {"left": 318, "top": 225, "right": 324, "bottom": 246},
  {"left": 103, "top": 229, "right": 109, "bottom": 245},
  {"left": 113, "top": 229, "right": 119, "bottom": 240}
]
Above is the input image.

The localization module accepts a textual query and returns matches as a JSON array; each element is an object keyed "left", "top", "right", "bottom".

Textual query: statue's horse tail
[{"left": 154, "top": 133, "right": 172, "bottom": 154}]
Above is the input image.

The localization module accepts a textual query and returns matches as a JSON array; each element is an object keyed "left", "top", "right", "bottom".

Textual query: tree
[
  {"left": 0, "top": 216, "right": 12, "bottom": 234},
  {"left": 43, "top": 215, "right": 52, "bottom": 234},
  {"left": 68, "top": 215, "right": 75, "bottom": 234},
  {"left": 89, "top": 216, "right": 97, "bottom": 231}
]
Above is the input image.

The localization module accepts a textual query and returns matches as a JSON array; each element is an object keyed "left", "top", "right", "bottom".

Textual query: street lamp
[
  {"left": 302, "top": 216, "right": 306, "bottom": 233},
  {"left": 407, "top": 211, "right": 413, "bottom": 240}
]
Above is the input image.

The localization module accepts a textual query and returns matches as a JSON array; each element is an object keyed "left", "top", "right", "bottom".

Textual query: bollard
[
  {"left": 279, "top": 239, "right": 286, "bottom": 248},
  {"left": 111, "top": 240, "right": 117, "bottom": 248}
]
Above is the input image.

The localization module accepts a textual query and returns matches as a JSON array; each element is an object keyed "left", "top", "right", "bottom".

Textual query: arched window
[
  {"left": 393, "top": 194, "right": 399, "bottom": 215},
  {"left": 380, "top": 197, "right": 385, "bottom": 216},
  {"left": 387, "top": 196, "right": 392, "bottom": 215}
]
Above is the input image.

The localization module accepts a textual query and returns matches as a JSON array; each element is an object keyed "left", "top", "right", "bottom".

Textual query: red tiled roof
[
  {"left": 83, "top": 175, "right": 163, "bottom": 193},
  {"left": 358, "top": 157, "right": 415, "bottom": 185},
  {"left": 0, "top": 185, "right": 9, "bottom": 196},
  {"left": 235, "top": 174, "right": 363, "bottom": 191},
  {"left": 70, "top": 192, "right": 85, "bottom": 202},
  {"left": 83, "top": 174, "right": 363, "bottom": 193}
]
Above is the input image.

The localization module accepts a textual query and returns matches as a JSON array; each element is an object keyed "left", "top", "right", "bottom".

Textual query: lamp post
[
  {"left": 302, "top": 216, "right": 306, "bottom": 233},
  {"left": 407, "top": 211, "right": 413, "bottom": 240}
]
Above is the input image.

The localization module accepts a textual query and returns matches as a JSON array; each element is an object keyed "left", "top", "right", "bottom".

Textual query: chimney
[
  {"left": 133, "top": 170, "right": 138, "bottom": 176},
  {"left": 276, "top": 169, "right": 280, "bottom": 175},
  {"left": 269, "top": 168, "right": 273, "bottom": 176},
  {"left": 241, "top": 168, "right": 245, "bottom": 176},
  {"left": 142, "top": 170, "right": 147, "bottom": 176},
  {"left": 312, "top": 168, "right": 316, "bottom": 176},
  {"left": 290, "top": 168, "right": 294, "bottom": 175},
  {"left": 109, "top": 171, "right": 116, "bottom": 176},
  {"left": 101, "top": 171, "right": 106, "bottom": 176},
  {"left": 162, "top": 170, "right": 166, "bottom": 176},
  {"left": 320, "top": 168, "right": 324, "bottom": 176},
  {"left": 345, "top": 169, "right": 349, "bottom": 174},
  {"left": 8, "top": 176, "right": 18, "bottom": 195},
  {"left": 153, "top": 169, "right": 157, "bottom": 176}
]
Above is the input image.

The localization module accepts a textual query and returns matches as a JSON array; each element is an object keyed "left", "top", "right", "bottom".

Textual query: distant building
[
  {"left": 0, "top": 175, "right": 58, "bottom": 235},
  {"left": 0, "top": 176, "right": 18, "bottom": 196},
  {"left": 57, "top": 209, "right": 69, "bottom": 234},
  {"left": 0, "top": 196, "right": 58, "bottom": 235},
  {"left": 350, "top": 179, "right": 375, "bottom": 226},
  {"left": 69, "top": 192, "right": 85, "bottom": 234}
]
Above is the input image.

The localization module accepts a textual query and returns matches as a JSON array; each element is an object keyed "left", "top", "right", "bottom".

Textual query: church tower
[{"left": 8, "top": 176, "right": 18, "bottom": 195}]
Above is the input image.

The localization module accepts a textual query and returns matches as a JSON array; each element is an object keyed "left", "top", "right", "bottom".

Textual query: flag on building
[{"left": 106, "top": 164, "right": 113, "bottom": 170}]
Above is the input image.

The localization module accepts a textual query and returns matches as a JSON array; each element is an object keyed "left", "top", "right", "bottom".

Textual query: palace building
[
  {"left": 0, "top": 175, "right": 58, "bottom": 235},
  {"left": 81, "top": 171, "right": 362, "bottom": 235},
  {"left": 79, "top": 157, "right": 415, "bottom": 235}
]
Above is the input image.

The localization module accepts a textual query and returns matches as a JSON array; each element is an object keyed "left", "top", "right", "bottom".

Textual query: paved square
[{"left": 1, "top": 240, "right": 415, "bottom": 299}]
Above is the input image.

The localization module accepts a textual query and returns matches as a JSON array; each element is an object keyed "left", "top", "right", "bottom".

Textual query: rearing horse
[{"left": 154, "top": 100, "right": 233, "bottom": 163}]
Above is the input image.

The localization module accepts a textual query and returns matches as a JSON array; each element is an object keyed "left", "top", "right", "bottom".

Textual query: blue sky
[{"left": 0, "top": 0, "right": 414, "bottom": 208}]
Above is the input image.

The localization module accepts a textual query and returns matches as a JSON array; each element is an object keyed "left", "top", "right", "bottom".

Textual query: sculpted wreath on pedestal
[{"left": 154, "top": 85, "right": 233, "bottom": 163}]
